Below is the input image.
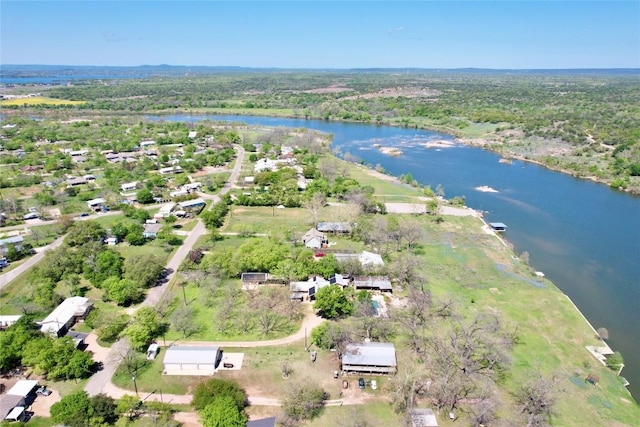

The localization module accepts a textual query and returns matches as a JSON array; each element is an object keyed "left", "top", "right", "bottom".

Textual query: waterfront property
[{"left": 489, "top": 222, "right": 508, "bottom": 232}]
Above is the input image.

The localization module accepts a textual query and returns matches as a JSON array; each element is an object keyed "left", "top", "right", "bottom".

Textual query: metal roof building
[
  {"left": 6, "top": 380, "right": 38, "bottom": 398},
  {"left": 39, "top": 296, "right": 92, "bottom": 337},
  {"left": 342, "top": 342, "right": 397, "bottom": 375},
  {"left": 163, "top": 346, "right": 221, "bottom": 376}
]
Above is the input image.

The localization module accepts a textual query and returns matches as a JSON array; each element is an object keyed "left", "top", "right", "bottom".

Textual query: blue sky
[{"left": 1, "top": 1, "right": 638, "bottom": 69}]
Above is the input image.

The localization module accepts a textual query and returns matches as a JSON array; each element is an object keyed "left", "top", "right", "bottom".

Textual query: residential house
[
  {"left": 301, "top": 228, "right": 327, "bottom": 249},
  {"left": 241, "top": 272, "right": 269, "bottom": 287},
  {"left": 163, "top": 346, "right": 221, "bottom": 375},
  {"left": 359, "top": 251, "right": 385, "bottom": 268},
  {"left": 140, "top": 140, "right": 156, "bottom": 148},
  {"left": 341, "top": 342, "right": 397, "bottom": 375},
  {"left": 39, "top": 296, "right": 93, "bottom": 337},
  {"left": 329, "top": 274, "right": 351, "bottom": 287},
  {"left": 143, "top": 223, "right": 162, "bottom": 239},
  {"left": 188, "top": 131, "right": 198, "bottom": 139},
  {"left": 178, "top": 198, "right": 205, "bottom": 210},
  {"left": 86, "top": 198, "right": 107, "bottom": 210},
  {"left": 121, "top": 182, "right": 138, "bottom": 192},
  {"left": 352, "top": 276, "right": 392, "bottom": 292},
  {"left": 66, "top": 176, "right": 88, "bottom": 187},
  {"left": 156, "top": 203, "right": 176, "bottom": 218},
  {"left": 182, "top": 182, "right": 202, "bottom": 192},
  {"left": 254, "top": 158, "right": 278, "bottom": 173},
  {"left": 290, "top": 276, "right": 330, "bottom": 301},
  {"left": 0, "top": 236, "right": 24, "bottom": 256},
  {"left": 0, "top": 315, "right": 22, "bottom": 330},
  {"left": 159, "top": 166, "right": 183, "bottom": 175},
  {"left": 317, "top": 222, "right": 351, "bottom": 234}
]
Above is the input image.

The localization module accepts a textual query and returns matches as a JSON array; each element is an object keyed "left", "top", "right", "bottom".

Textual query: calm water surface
[{"left": 151, "top": 114, "right": 640, "bottom": 400}]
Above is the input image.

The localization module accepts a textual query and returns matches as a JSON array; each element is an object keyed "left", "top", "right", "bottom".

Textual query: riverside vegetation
[
  {"left": 3, "top": 69, "right": 639, "bottom": 192},
  {"left": 0, "top": 76, "right": 638, "bottom": 426}
]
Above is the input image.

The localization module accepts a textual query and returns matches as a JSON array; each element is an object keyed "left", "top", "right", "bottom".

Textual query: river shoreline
[{"left": 3, "top": 107, "right": 638, "bottom": 194}]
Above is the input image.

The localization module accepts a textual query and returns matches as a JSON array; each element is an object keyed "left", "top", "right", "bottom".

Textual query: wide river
[{"left": 151, "top": 114, "right": 640, "bottom": 401}]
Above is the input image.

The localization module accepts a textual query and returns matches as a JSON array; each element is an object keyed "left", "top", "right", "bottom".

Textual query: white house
[
  {"left": 156, "top": 203, "right": 176, "bottom": 218},
  {"left": 39, "top": 297, "right": 93, "bottom": 337},
  {"left": 0, "top": 315, "right": 22, "bottom": 329},
  {"left": 159, "top": 166, "right": 183, "bottom": 175},
  {"left": 254, "top": 158, "right": 278, "bottom": 172},
  {"left": 290, "top": 276, "right": 330, "bottom": 301},
  {"left": 163, "top": 346, "right": 221, "bottom": 375},
  {"left": 188, "top": 131, "right": 198, "bottom": 139},
  {"left": 121, "top": 182, "right": 138, "bottom": 192},
  {"left": 360, "top": 251, "right": 385, "bottom": 268},
  {"left": 86, "top": 198, "right": 107, "bottom": 210},
  {"left": 178, "top": 198, "right": 205, "bottom": 210},
  {"left": 140, "top": 140, "right": 156, "bottom": 147},
  {"left": 170, "top": 190, "right": 189, "bottom": 198}
]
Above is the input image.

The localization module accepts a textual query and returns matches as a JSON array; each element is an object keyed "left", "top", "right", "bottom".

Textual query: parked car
[
  {"left": 358, "top": 377, "right": 365, "bottom": 389},
  {"left": 79, "top": 212, "right": 89, "bottom": 217},
  {"left": 36, "top": 386, "right": 52, "bottom": 396}
]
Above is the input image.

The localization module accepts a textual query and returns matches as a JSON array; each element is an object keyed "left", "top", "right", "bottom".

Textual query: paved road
[
  {"left": 85, "top": 144, "right": 245, "bottom": 397},
  {"left": 0, "top": 235, "right": 65, "bottom": 291}
]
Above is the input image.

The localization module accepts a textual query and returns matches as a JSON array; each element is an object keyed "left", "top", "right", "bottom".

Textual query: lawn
[
  {"left": 223, "top": 205, "right": 313, "bottom": 235},
  {"left": 162, "top": 280, "right": 301, "bottom": 342},
  {"left": 112, "top": 354, "right": 200, "bottom": 395}
]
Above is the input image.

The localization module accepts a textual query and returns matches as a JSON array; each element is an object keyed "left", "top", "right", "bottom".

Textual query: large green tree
[
  {"left": 50, "top": 390, "right": 93, "bottom": 427},
  {"left": 192, "top": 378, "right": 247, "bottom": 411},
  {"left": 200, "top": 396, "right": 247, "bottom": 427},
  {"left": 121, "top": 307, "right": 166, "bottom": 350},
  {"left": 123, "top": 254, "right": 164, "bottom": 288},
  {"left": 314, "top": 285, "right": 355, "bottom": 319}
]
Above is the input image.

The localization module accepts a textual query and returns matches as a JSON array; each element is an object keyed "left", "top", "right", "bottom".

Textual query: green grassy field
[{"left": 0, "top": 96, "right": 86, "bottom": 106}]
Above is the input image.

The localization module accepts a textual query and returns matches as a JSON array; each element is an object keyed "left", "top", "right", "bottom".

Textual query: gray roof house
[
  {"left": 341, "top": 342, "right": 397, "bottom": 375},
  {"left": 317, "top": 222, "right": 351, "bottom": 233},
  {"left": 163, "top": 346, "right": 221, "bottom": 375},
  {"left": 290, "top": 276, "right": 330, "bottom": 301},
  {"left": 301, "top": 228, "right": 327, "bottom": 249},
  {"left": 352, "top": 276, "right": 393, "bottom": 292},
  {"left": 143, "top": 223, "right": 163, "bottom": 239}
]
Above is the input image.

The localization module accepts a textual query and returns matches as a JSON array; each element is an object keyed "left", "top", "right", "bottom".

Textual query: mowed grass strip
[{"left": 0, "top": 96, "right": 86, "bottom": 105}]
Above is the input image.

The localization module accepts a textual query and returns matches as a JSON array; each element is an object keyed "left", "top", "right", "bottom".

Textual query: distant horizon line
[{"left": 2, "top": 64, "right": 639, "bottom": 71}]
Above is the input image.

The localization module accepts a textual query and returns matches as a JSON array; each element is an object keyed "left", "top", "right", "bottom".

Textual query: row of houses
[{"left": 240, "top": 272, "right": 392, "bottom": 301}]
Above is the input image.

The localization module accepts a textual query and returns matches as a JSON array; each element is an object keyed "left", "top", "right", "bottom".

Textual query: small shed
[{"left": 163, "top": 346, "right": 221, "bottom": 375}]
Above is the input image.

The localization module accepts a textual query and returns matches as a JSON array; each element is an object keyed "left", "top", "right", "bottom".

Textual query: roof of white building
[{"left": 164, "top": 346, "right": 220, "bottom": 365}]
